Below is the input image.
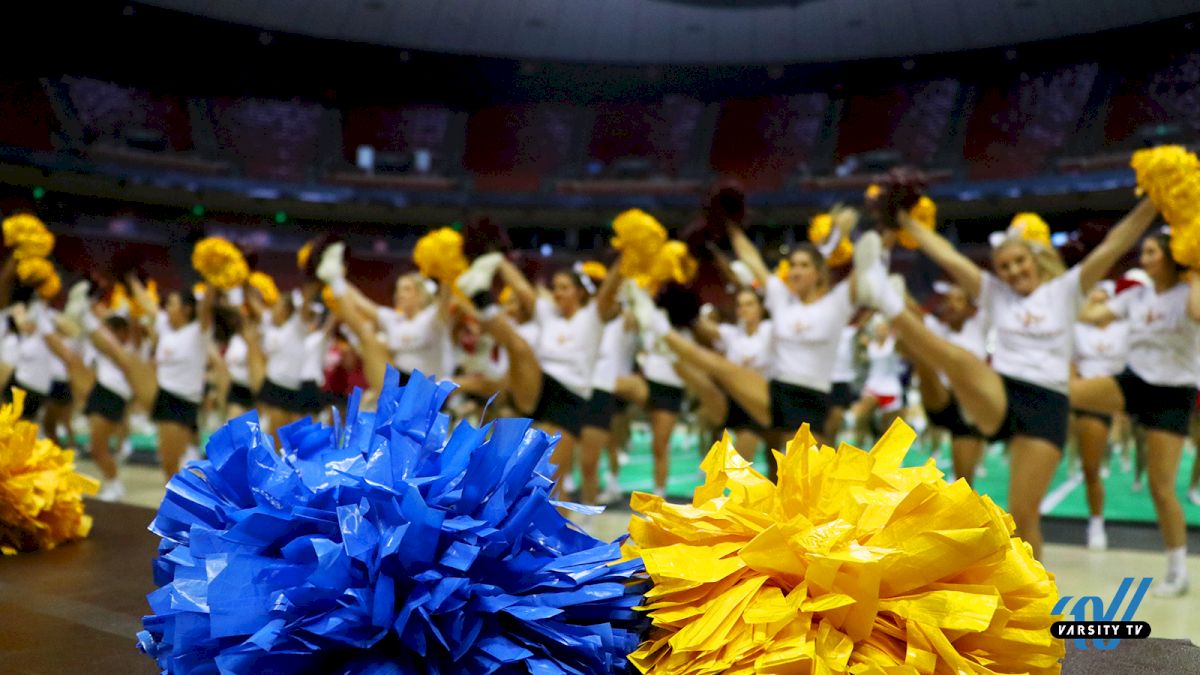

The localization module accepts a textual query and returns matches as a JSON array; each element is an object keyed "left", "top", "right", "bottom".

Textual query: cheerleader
[
  {"left": 456, "top": 253, "right": 623, "bottom": 498},
  {"left": 638, "top": 306, "right": 689, "bottom": 498},
  {"left": 5, "top": 302, "right": 55, "bottom": 421},
  {"left": 250, "top": 287, "right": 319, "bottom": 436},
  {"left": 854, "top": 198, "right": 1158, "bottom": 560},
  {"left": 318, "top": 244, "right": 453, "bottom": 399},
  {"left": 126, "top": 276, "right": 215, "bottom": 478},
  {"left": 77, "top": 315, "right": 137, "bottom": 501},
  {"left": 1070, "top": 229, "right": 1198, "bottom": 596},
  {"left": 1070, "top": 281, "right": 1129, "bottom": 551},
  {"left": 42, "top": 320, "right": 77, "bottom": 448},
  {"left": 919, "top": 283, "right": 989, "bottom": 484},
  {"left": 578, "top": 272, "right": 637, "bottom": 504},
  {"left": 221, "top": 319, "right": 256, "bottom": 419},
  {"left": 646, "top": 223, "right": 859, "bottom": 462},
  {"left": 824, "top": 321, "right": 864, "bottom": 444},
  {"left": 848, "top": 318, "right": 907, "bottom": 445},
  {"left": 299, "top": 309, "right": 335, "bottom": 420}
]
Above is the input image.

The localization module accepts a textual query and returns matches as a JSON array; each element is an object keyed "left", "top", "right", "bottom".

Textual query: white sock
[
  {"left": 1168, "top": 546, "right": 1188, "bottom": 579},
  {"left": 226, "top": 286, "right": 245, "bottom": 306},
  {"left": 82, "top": 311, "right": 101, "bottom": 334},
  {"left": 330, "top": 276, "right": 348, "bottom": 298},
  {"left": 1089, "top": 516, "right": 1104, "bottom": 530},
  {"left": 878, "top": 275, "right": 905, "bottom": 319}
]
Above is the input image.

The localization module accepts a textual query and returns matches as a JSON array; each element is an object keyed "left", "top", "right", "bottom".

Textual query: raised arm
[
  {"left": 1077, "top": 198, "right": 1159, "bottom": 292},
  {"left": 0, "top": 257, "right": 16, "bottom": 309},
  {"left": 197, "top": 284, "right": 216, "bottom": 332},
  {"left": 1188, "top": 271, "right": 1200, "bottom": 323},
  {"left": 897, "top": 211, "right": 984, "bottom": 298},
  {"left": 496, "top": 259, "right": 536, "bottom": 316},
  {"left": 1078, "top": 298, "right": 1117, "bottom": 326},
  {"left": 728, "top": 225, "right": 771, "bottom": 288},
  {"left": 126, "top": 275, "right": 160, "bottom": 320},
  {"left": 594, "top": 259, "right": 624, "bottom": 321}
]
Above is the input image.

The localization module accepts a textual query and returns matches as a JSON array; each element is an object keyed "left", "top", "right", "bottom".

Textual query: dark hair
[
  {"left": 1146, "top": 231, "right": 1187, "bottom": 273},
  {"left": 554, "top": 268, "right": 591, "bottom": 296},
  {"left": 734, "top": 286, "right": 769, "bottom": 321},
  {"left": 173, "top": 290, "right": 198, "bottom": 322},
  {"left": 212, "top": 306, "right": 242, "bottom": 345},
  {"left": 105, "top": 314, "right": 131, "bottom": 339},
  {"left": 788, "top": 241, "right": 830, "bottom": 287}
]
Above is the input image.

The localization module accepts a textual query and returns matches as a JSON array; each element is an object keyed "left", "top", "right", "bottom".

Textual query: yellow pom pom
[
  {"left": 16, "top": 257, "right": 54, "bottom": 286},
  {"left": 612, "top": 209, "right": 669, "bottom": 279},
  {"left": 1132, "top": 145, "right": 1200, "bottom": 267},
  {"left": 1008, "top": 213, "right": 1052, "bottom": 249},
  {"left": 37, "top": 270, "right": 61, "bottom": 300},
  {"left": 864, "top": 183, "right": 883, "bottom": 200},
  {"left": 191, "top": 237, "right": 249, "bottom": 290},
  {"left": 775, "top": 258, "right": 790, "bottom": 282},
  {"left": 623, "top": 420, "right": 1063, "bottom": 674},
  {"left": 297, "top": 242, "right": 314, "bottom": 271},
  {"left": 498, "top": 285, "right": 514, "bottom": 306},
  {"left": 2, "top": 214, "right": 55, "bottom": 260},
  {"left": 579, "top": 260, "right": 608, "bottom": 282},
  {"left": 247, "top": 271, "right": 280, "bottom": 306},
  {"left": 321, "top": 285, "right": 338, "bottom": 311},
  {"left": 413, "top": 228, "right": 469, "bottom": 285},
  {"left": 193, "top": 282, "right": 208, "bottom": 298},
  {"left": 647, "top": 241, "right": 698, "bottom": 288},
  {"left": 827, "top": 237, "right": 854, "bottom": 268},
  {"left": 808, "top": 213, "right": 834, "bottom": 244},
  {"left": 892, "top": 196, "right": 938, "bottom": 250},
  {"left": 0, "top": 389, "right": 99, "bottom": 554}
]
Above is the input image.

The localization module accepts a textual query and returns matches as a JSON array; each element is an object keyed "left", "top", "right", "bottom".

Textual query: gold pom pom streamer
[
  {"left": 623, "top": 420, "right": 1063, "bottom": 674},
  {"left": 808, "top": 213, "right": 854, "bottom": 268},
  {"left": 612, "top": 209, "right": 669, "bottom": 279},
  {"left": 0, "top": 389, "right": 98, "bottom": 555},
  {"left": 110, "top": 280, "right": 158, "bottom": 319},
  {"left": 191, "top": 237, "right": 250, "bottom": 291},
  {"left": 1131, "top": 145, "right": 1200, "bottom": 267},
  {"left": 297, "top": 242, "right": 314, "bottom": 271},
  {"left": 898, "top": 196, "right": 937, "bottom": 250},
  {"left": 248, "top": 271, "right": 280, "bottom": 306},
  {"left": 2, "top": 213, "right": 55, "bottom": 260},
  {"left": 16, "top": 257, "right": 54, "bottom": 286},
  {"left": 1007, "top": 213, "right": 1053, "bottom": 250},
  {"left": 413, "top": 227, "right": 469, "bottom": 286},
  {"left": 579, "top": 260, "right": 608, "bottom": 282}
]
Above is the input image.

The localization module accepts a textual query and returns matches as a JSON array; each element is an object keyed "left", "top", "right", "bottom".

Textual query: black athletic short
[
  {"left": 828, "top": 381, "right": 858, "bottom": 409},
  {"left": 647, "top": 380, "right": 684, "bottom": 414},
  {"left": 228, "top": 383, "right": 256, "bottom": 410},
  {"left": 1071, "top": 408, "right": 1113, "bottom": 428},
  {"left": 927, "top": 398, "right": 984, "bottom": 440},
  {"left": 48, "top": 380, "right": 72, "bottom": 404},
  {"left": 1116, "top": 368, "right": 1196, "bottom": 437},
  {"left": 989, "top": 375, "right": 1069, "bottom": 449},
  {"left": 298, "top": 380, "right": 323, "bottom": 415},
  {"left": 84, "top": 383, "right": 128, "bottom": 424},
  {"left": 6, "top": 380, "right": 45, "bottom": 421},
  {"left": 724, "top": 399, "right": 762, "bottom": 432},
  {"left": 530, "top": 373, "right": 586, "bottom": 437},
  {"left": 257, "top": 378, "right": 308, "bottom": 414},
  {"left": 768, "top": 379, "right": 829, "bottom": 433},
  {"left": 151, "top": 388, "right": 199, "bottom": 432},
  {"left": 581, "top": 389, "right": 619, "bottom": 431}
]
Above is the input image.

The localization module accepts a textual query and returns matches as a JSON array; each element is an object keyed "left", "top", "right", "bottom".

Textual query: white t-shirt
[
  {"left": 14, "top": 334, "right": 53, "bottom": 395},
  {"left": 979, "top": 266, "right": 1082, "bottom": 394},
  {"left": 924, "top": 313, "right": 989, "bottom": 387},
  {"left": 377, "top": 305, "right": 446, "bottom": 378},
  {"left": 592, "top": 317, "right": 635, "bottom": 394},
  {"left": 85, "top": 342, "right": 133, "bottom": 401},
  {"left": 1107, "top": 282, "right": 1200, "bottom": 386},
  {"left": 1073, "top": 321, "right": 1129, "bottom": 379},
  {"left": 763, "top": 276, "right": 856, "bottom": 393},
  {"left": 262, "top": 312, "right": 306, "bottom": 390},
  {"left": 830, "top": 325, "right": 858, "bottom": 384},
  {"left": 533, "top": 296, "right": 603, "bottom": 399},
  {"left": 224, "top": 334, "right": 250, "bottom": 387},
  {"left": 155, "top": 312, "right": 209, "bottom": 403},
  {"left": 642, "top": 316, "right": 684, "bottom": 389},
  {"left": 864, "top": 336, "right": 905, "bottom": 396},
  {"left": 301, "top": 330, "right": 328, "bottom": 385},
  {"left": 717, "top": 320, "right": 773, "bottom": 375}
]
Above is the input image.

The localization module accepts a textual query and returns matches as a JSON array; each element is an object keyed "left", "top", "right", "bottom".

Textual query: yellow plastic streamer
[
  {"left": 248, "top": 271, "right": 280, "bottom": 306},
  {"left": 413, "top": 227, "right": 469, "bottom": 286},
  {"left": 2, "top": 213, "right": 55, "bottom": 260},
  {"left": 1008, "top": 213, "right": 1053, "bottom": 249},
  {"left": 623, "top": 420, "right": 1063, "bottom": 674},
  {"left": 808, "top": 213, "right": 854, "bottom": 268},
  {"left": 0, "top": 390, "right": 98, "bottom": 555}
]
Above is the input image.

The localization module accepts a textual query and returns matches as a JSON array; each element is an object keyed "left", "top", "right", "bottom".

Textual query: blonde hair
[
  {"left": 994, "top": 237, "right": 1066, "bottom": 282},
  {"left": 396, "top": 272, "right": 434, "bottom": 307}
]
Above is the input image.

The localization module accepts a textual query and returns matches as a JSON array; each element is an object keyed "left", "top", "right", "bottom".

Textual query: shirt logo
[
  {"left": 1143, "top": 308, "right": 1164, "bottom": 325},
  {"left": 1020, "top": 310, "right": 1044, "bottom": 329},
  {"left": 792, "top": 321, "right": 810, "bottom": 335},
  {"left": 557, "top": 333, "right": 569, "bottom": 345}
]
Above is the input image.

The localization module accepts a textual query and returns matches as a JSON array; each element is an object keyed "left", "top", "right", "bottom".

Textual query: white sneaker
[
  {"left": 598, "top": 476, "right": 622, "bottom": 505},
  {"left": 1100, "top": 464, "right": 1111, "bottom": 480},
  {"left": 64, "top": 280, "right": 91, "bottom": 324},
  {"left": 730, "top": 260, "right": 756, "bottom": 288},
  {"left": 116, "top": 439, "right": 134, "bottom": 464},
  {"left": 852, "top": 230, "right": 883, "bottom": 305},
  {"left": 618, "top": 451, "right": 629, "bottom": 467},
  {"left": 181, "top": 445, "right": 201, "bottom": 465},
  {"left": 1132, "top": 478, "right": 1144, "bottom": 493},
  {"left": 96, "top": 479, "right": 125, "bottom": 503},
  {"left": 652, "top": 485, "right": 666, "bottom": 498},
  {"left": 1086, "top": 522, "right": 1107, "bottom": 551},
  {"left": 1152, "top": 575, "right": 1189, "bottom": 598},
  {"left": 561, "top": 473, "right": 577, "bottom": 496},
  {"left": 315, "top": 242, "right": 346, "bottom": 284},
  {"left": 456, "top": 252, "right": 504, "bottom": 297},
  {"left": 1189, "top": 488, "right": 1200, "bottom": 506}
]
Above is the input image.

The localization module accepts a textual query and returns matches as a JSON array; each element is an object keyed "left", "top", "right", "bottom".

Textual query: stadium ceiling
[{"left": 136, "top": 0, "right": 1196, "bottom": 64}]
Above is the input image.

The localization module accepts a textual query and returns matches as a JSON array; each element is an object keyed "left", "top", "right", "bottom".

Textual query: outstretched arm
[
  {"left": 1077, "top": 198, "right": 1158, "bottom": 292},
  {"left": 496, "top": 259, "right": 536, "bottom": 316},
  {"left": 728, "top": 225, "right": 770, "bottom": 288},
  {"left": 594, "top": 258, "right": 625, "bottom": 321},
  {"left": 898, "top": 211, "right": 984, "bottom": 298}
]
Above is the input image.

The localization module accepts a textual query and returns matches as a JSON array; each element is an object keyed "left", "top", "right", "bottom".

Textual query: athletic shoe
[
  {"left": 96, "top": 479, "right": 126, "bottom": 503},
  {"left": 1132, "top": 478, "right": 1144, "bottom": 493},
  {"left": 1086, "top": 521, "right": 1107, "bottom": 551},
  {"left": 64, "top": 280, "right": 91, "bottom": 324},
  {"left": 315, "top": 242, "right": 346, "bottom": 285},
  {"left": 598, "top": 475, "right": 622, "bottom": 505},
  {"left": 652, "top": 485, "right": 665, "bottom": 498},
  {"left": 624, "top": 281, "right": 658, "bottom": 336},
  {"left": 1152, "top": 575, "right": 1189, "bottom": 599},
  {"left": 456, "top": 252, "right": 504, "bottom": 298},
  {"left": 730, "top": 260, "right": 756, "bottom": 287},
  {"left": 1189, "top": 488, "right": 1200, "bottom": 506},
  {"left": 561, "top": 473, "right": 577, "bottom": 497},
  {"left": 116, "top": 439, "right": 134, "bottom": 464},
  {"left": 852, "top": 230, "right": 883, "bottom": 305}
]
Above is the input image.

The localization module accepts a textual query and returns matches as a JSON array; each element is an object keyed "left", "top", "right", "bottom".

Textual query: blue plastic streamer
[{"left": 138, "top": 369, "right": 648, "bottom": 673}]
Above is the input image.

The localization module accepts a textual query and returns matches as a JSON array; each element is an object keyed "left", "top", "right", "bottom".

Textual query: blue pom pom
[{"left": 139, "top": 369, "right": 648, "bottom": 673}]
